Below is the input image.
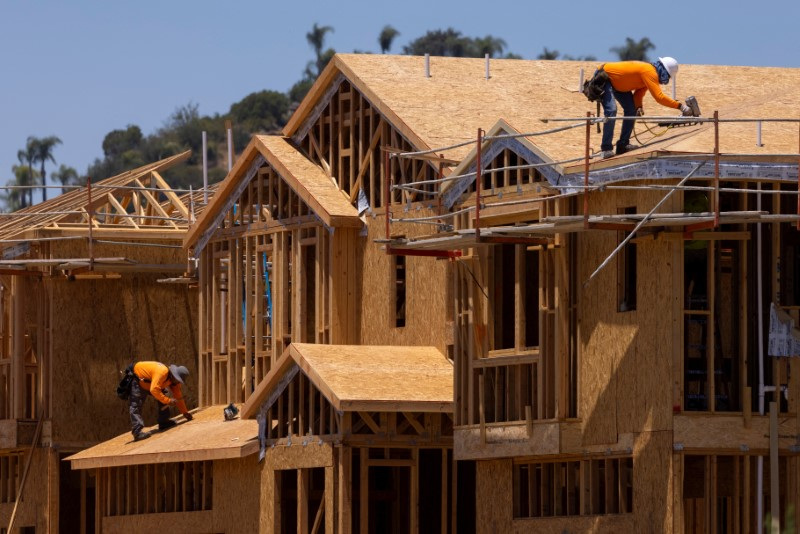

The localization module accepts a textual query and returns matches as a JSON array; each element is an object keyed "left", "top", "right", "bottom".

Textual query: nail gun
[{"left": 658, "top": 95, "right": 701, "bottom": 127}]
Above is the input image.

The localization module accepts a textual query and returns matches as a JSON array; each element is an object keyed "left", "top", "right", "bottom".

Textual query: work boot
[
  {"left": 159, "top": 419, "right": 177, "bottom": 431},
  {"left": 616, "top": 143, "right": 639, "bottom": 155},
  {"left": 601, "top": 150, "right": 614, "bottom": 159},
  {"left": 133, "top": 431, "right": 151, "bottom": 442}
]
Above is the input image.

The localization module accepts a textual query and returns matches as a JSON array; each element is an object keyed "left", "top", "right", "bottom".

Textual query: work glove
[
  {"left": 635, "top": 107, "right": 644, "bottom": 116},
  {"left": 679, "top": 103, "right": 693, "bottom": 116},
  {"left": 183, "top": 412, "right": 193, "bottom": 422},
  {"left": 168, "top": 398, "right": 178, "bottom": 407}
]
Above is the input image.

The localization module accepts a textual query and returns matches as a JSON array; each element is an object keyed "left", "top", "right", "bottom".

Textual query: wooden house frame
[
  {"left": 64, "top": 54, "right": 800, "bottom": 533},
  {"left": 239, "top": 343, "right": 453, "bottom": 533},
  {"left": 0, "top": 152, "right": 205, "bottom": 532}
]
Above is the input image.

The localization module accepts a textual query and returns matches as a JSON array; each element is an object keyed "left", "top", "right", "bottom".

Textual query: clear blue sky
[{"left": 1, "top": 0, "right": 798, "bottom": 194}]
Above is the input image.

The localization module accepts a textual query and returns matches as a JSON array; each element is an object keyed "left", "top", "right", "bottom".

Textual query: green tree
[
  {"left": 51, "top": 164, "right": 81, "bottom": 194},
  {"left": 537, "top": 47, "right": 560, "bottom": 60},
  {"left": 306, "top": 23, "right": 335, "bottom": 77},
  {"left": 30, "top": 135, "right": 62, "bottom": 202},
  {"left": 611, "top": 37, "right": 656, "bottom": 61},
  {"left": 474, "top": 36, "right": 507, "bottom": 58},
  {"left": 17, "top": 143, "right": 36, "bottom": 206},
  {"left": 10, "top": 163, "right": 38, "bottom": 209},
  {"left": 289, "top": 78, "right": 315, "bottom": 106},
  {"left": 403, "top": 28, "right": 515, "bottom": 58},
  {"left": 379, "top": 25, "right": 400, "bottom": 54},
  {"left": 0, "top": 178, "right": 25, "bottom": 212},
  {"left": 230, "top": 90, "right": 290, "bottom": 133},
  {"left": 102, "top": 125, "right": 143, "bottom": 158}
]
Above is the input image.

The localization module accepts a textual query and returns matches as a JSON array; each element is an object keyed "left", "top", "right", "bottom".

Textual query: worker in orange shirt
[
  {"left": 598, "top": 57, "right": 693, "bottom": 158},
  {"left": 129, "top": 361, "right": 193, "bottom": 441}
]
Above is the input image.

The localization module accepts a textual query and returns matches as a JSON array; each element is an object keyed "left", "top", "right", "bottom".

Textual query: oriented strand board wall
[
  {"left": 358, "top": 213, "right": 451, "bottom": 352},
  {"left": 475, "top": 458, "right": 512, "bottom": 533},
  {"left": 0, "top": 449, "right": 51, "bottom": 531},
  {"left": 212, "top": 456, "right": 261, "bottom": 533},
  {"left": 49, "top": 240, "right": 198, "bottom": 445},
  {"left": 579, "top": 184, "right": 676, "bottom": 446},
  {"left": 633, "top": 430, "right": 674, "bottom": 533}
]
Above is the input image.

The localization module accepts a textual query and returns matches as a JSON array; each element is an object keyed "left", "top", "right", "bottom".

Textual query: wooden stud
[
  {"left": 770, "top": 402, "right": 780, "bottom": 533},
  {"left": 411, "top": 448, "right": 419, "bottom": 534},
  {"left": 360, "top": 448, "right": 368, "bottom": 534}
]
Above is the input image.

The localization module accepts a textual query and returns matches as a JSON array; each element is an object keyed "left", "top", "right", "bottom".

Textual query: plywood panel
[
  {"left": 212, "top": 456, "right": 261, "bottom": 534},
  {"left": 67, "top": 405, "right": 258, "bottom": 469},
  {"left": 50, "top": 239, "right": 198, "bottom": 447},
  {"left": 263, "top": 441, "right": 334, "bottom": 470},
  {"left": 634, "top": 430, "right": 673, "bottom": 533},
  {"left": 102, "top": 510, "right": 214, "bottom": 533},
  {"left": 476, "top": 459, "right": 512, "bottom": 534},
  {"left": 359, "top": 215, "right": 451, "bottom": 353},
  {"left": 512, "top": 514, "right": 635, "bottom": 533},
  {"left": 288, "top": 55, "right": 800, "bottom": 170},
  {"left": 291, "top": 343, "right": 453, "bottom": 412}
]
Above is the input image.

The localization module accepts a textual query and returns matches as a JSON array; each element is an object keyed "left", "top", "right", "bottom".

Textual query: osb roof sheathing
[
  {"left": 184, "top": 135, "right": 360, "bottom": 249},
  {"left": 286, "top": 54, "right": 800, "bottom": 175},
  {"left": 66, "top": 404, "right": 258, "bottom": 469},
  {"left": 241, "top": 343, "right": 453, "bottom": 418}
]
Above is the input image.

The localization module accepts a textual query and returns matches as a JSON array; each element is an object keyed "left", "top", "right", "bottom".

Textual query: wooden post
[
  {"left": 479, "top": 374, "right": 486, "bottom": 445},
  {"left": 441, "top": 449, "right": 448, "bottom": 534},
  {"left": 410, "top": 448, "right": 419, "bottom": 534},
  {"left": 584, "top": 112, "right": 591, "bottom": 229},
  {"left": 11, "top": 276, "right": 25, "bottom": 420},
  {"left": 743, "top": 386, "right": 752, "bottom": 428},
  {"left": 360, "top": 448, "right": 368, "bottom": 534},
  {"left": 769, "top": 401, "right": 780, "bottom": 534},
  {"left": 299, "top": 468, "right": 309, "bottom": 533},
  {"left": 337, "top": 447, "right": 352, "bottom": 534}
]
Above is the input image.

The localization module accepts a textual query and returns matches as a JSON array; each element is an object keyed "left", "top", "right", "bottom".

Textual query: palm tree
[
  {"left": 17, "top": 144, "right": 36, "bottom": 207},
  {"left": 306, "top": 23, "right": 334, "bottom": 76},
  {"left": 610, "top": 37, "right": 656, "bottom": 61},
  {"left": 378, "top": 25, "right": 400, "bottom": 54},
  {"left": 51, "top": 164, "right": 80, "bottom": 195},
  {"left": 474, "top": 36, "right": 507, "bottom": 58},
  {"left": 537, "top": 47, "right": 560, "bottom": 60},
  {"left": 30, "top": 135, "right": 62, "bottom": 202},
  {"left": 10, "top": 164, "right": 38, "bottom": 210}
]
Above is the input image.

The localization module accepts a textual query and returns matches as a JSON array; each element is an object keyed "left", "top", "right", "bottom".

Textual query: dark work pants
[
  {"left": 129, "top": 379, "right": 171, "bottom": 436},
  {"left": 600, "top": 81, "right": 637, "bottom": 152}
]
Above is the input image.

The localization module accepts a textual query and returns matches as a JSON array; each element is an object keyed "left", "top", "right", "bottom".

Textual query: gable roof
[
  {"left": 183, "top": 135, "right": 360, "bottom": 252},
  {"left": 285, "top": 54, "right": 800, "bottom": 176},
  {"left": 66, "top": 404, "right": 259, "bottom": 469},
  {"left": 241, "top": 343, "right": 453, "bottom": 418}
]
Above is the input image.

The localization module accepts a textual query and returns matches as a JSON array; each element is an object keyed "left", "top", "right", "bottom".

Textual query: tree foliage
[
  {"left": 611, "top": 37, "right": 656, "bottom": 61},
  {"left": 402, "top": 28, "right": 516, "bottom": 58},
  {"left": 379, "top": 25, "right": 400, "bottom": 54},
  {"left": 29, "top": 135, "right": 61, "bottom": 202},
  {"left": 4, "top": 23, "right": 641, "bottom": 212},
  {"left": 51, "top": 164, "right": 81, "bottom": 194},
  {"left": 229, "top": 90, "right": 290, "bottom": 133},
  {"left": 102, "top": 125, "right": 143, "bottom": 158}
]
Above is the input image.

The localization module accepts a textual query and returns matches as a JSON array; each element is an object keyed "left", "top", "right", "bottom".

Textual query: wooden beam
[
  {"left": 357, "top": 412, "right": 381, "bottom": 435},
  {"left": 402, "top": 412, "right": 426, "bottom": 436}
]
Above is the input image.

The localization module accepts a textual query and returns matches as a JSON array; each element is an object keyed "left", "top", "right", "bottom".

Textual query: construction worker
[
  {"left": 598, "top": 57, "right": 693, "bottom": 158},
  {"left": 129, "top": 361, "right": 193, "bottom": 441}
]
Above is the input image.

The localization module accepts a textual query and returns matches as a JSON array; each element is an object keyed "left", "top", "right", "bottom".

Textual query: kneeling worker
[
  {"left": 599, "top": 57, "right": 693, "bottom": 158},
  {"left": 129, "top": 361, "right": 193, "bottom": 441}
]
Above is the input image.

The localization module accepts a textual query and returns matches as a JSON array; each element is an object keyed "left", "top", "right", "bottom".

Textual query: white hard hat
[{"left": 658, "top": 57, "right": 679, "bottom": 78}]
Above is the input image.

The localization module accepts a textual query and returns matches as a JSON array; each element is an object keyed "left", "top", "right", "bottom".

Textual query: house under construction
[
  {"left": 0, "top": 151, "right": 208, "bottom": 532},
  {"left": 57, "top": 53, "right": 800, "bottom": 533}
]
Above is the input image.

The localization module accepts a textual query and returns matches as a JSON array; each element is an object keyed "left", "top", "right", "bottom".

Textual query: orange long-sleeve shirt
[
  {"left": 601, "top": 61, "right": 681, "bottom": 110},
  {"left": 133, "top": 361, "right": 188, "bottom": 414}
]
